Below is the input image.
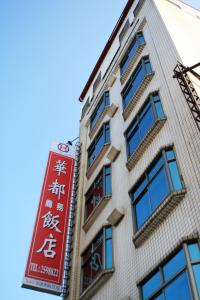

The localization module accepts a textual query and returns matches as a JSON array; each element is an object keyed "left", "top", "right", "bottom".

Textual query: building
[{"left": 67, "top": 1, "right": 200, "bottom": 299}]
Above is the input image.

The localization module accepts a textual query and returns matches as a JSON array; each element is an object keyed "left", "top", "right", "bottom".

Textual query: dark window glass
[
  {"left": 142, "top": 271, "right": 162, "bottom": 300},
  {"left": 163, "top": 249, "right": 186, "bottom": 281},
  {"left": 132, "top": 149, "right": 182, "bottom": 230},
  {"left": 153, "top": 294, "right": 164, "bottom": 300},
  {"left": 120, "top": 32, "right": 145, "bottom": 75},
  {"left": 125, "top": 93, "right": 164, "bottom": 158},
  {"left": 88, "top": 123, "right": 110, "bottom": 167},
  {"left": 85, "top": 166, "right": 111, "bottom": 220},
  {"left": 90, "top": 92, "right": 110, "bottom": 129},
  {"left": 193, "top": 264, "right": 200, "bottom": 298},
  {"left": 165, "top": 272, "right": 192, "bottom": 300},
  {"left": 188, "top": 243, "right": 200, "bottom": 261},
  {"left": 81, "top": 227, "right": 113, "bottom": 293}
]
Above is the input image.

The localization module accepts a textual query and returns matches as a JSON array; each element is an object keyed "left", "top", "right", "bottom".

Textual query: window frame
[
  {"left": 125, "top": 92, "right": 165, "bottom": 159},
  {"left": 84, "top": 165, "right": 112, "bottom": 221},
  {"left": 120, "top": 31, "right": 145, "bottom": 75},
  {"left": 90, "top": 91, "right": 110, "bottom": 130},
  {"left": 121, "top": 56, "right": 153, "bottom": 110},
  {"left": 130, "top": 147, "right": 184, "bottom": 231},
  {"left": 139, "top": 241, "right": 200, "bottom": 300},
  {"left": 87, "top": 122, "right": 110, "bottom": 168},
  {"left": 80, "top": 225, "right": 113, "bottom": 294}
]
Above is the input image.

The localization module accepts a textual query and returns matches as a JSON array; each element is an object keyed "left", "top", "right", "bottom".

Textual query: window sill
[
  {"left": 83, "top": 195, "right": 111, "bottom": 232},
  {"left": 122, "top": 73, "right": 154, "bottom": 121},
  {"left": 79, "top": 268, "right": 114, "bottom": 300},
  {"left": 133, "top": 189, "right": 186, "bottom": 247},
  {"left": 86, "top": 144, "right": 110, "bottom": 179},
  {"left": 126, "top": 118, "right": 166, "bottom": 171},
  {"left": 120, "top": 43, "right": 146, "bottom": 86},
  {"left": 89, "top": 104, "right": 118, "bottom": 140}
]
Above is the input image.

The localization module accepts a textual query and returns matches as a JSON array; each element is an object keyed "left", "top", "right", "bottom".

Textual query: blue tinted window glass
[
  {"left": 123, "top": 64, "right": 145, "bottom": 108},
  {"left": 105, "top": 239, "right": 112, "bottom": 269},
  {"left": 133, "top": 177, "right": 147, "bottom": 200},
  {"left": 163, "top": 249, "right": 186, "bottom": 281},
  {"left": 128, "top": 127, "right": 140, "bottom": 156},
  {"left": 105, "top": 227, "right": 112, "bottom": 239},
  {"left": 165, "top": 272, "right": 192, "bottom": 300},
  {"left": 166, "top": 149, "right": 175, "bottom": 161},
  {"left": 193, "top": 264, "right": 200, "bottom": 298},
  {"left": 105, "top": 91, "right": 110, "bottom": 106},
  {"left": 142, "top": 271, "right": 162, "bottom": 300},
  {"left": 169, "top": 161, "right": 182, "bottom": 191},
  {"left": 148, "top": 156, "right": 164, "bottom": 181},
  {"left": 155, "top": 101, "right": 165, "bottom": 119},
  {"left": 188, "top": 243, "right": 200, "bottom": 261},
  {"left": 135, "top": 191, "right": 150, "bottom": 229},
  {"left": 138, "top": 33, "right": 145, "bottom": 45},
  {"left": 145, "top": 61, "right": 152, "bottom": 74},
  {"left": 149, "top": 168, "right": 169, "bottom": 211},
  {"left": 105, "top": 124, "right": 110, "bottom": 143},
  {"left": 91, "top": 99, "right": 104, "bottom": 129},
  {"left": 105, "top": 173, "right": 111, "bottom": 196},
  {"left": 139, "top": 106, "right": 155, "bottom": 140},
  {"left": 120, "top": 37, "right": 140, "bottom": 75},
  {"left": 95, "top": 132, "right": 104, "bottom": 155}
]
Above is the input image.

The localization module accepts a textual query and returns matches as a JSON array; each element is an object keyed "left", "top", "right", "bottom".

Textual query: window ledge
[
  {"left": 79, "top": 268, "right": 114, "bottom": 300},
  {"left": 126, "top": 118, "right": 166, "bottom": 171},
  {"left": 83, "top": 196, "right": 111, "bottom": 232},
  {"left": 86, "top": 144, "right": 110, "bottom": 179},
  {"left": 133, "top": 189, "right": 186, "bottom": 247},
  {"left": 120, "top": 43, "right": 146, "bottom": 86},
  {"left": 122, "top": 73, "right": 154, "bottom": 121},
  {"left": 89, "top": 105, "right": 118, "bottom": 140}
]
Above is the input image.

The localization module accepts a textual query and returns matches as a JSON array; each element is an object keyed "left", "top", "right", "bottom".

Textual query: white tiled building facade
[{"left": 67, "top": 1, "right": 200, "bottom": 299}]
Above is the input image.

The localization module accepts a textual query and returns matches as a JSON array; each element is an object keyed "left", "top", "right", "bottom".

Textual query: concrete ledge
[
  {"left": 122, "top": 73, "right": 154, "bottom": 121},
  {"left": 120, "top": 43, "right": 146, "bottom": 85},
  {"left": 79, "top": 268, "right": 114, "bottom": 300},
  {"left": 133, "top": 190, "right": 186, "bottom": 248},
  {"left": 126, "top": 118, "right": 166, "bottom": 171},
  {"left": 83, "top": 196, "right": 111, "bottom": 232},
  {"left": 86, "top": 144, "right": 110, "bottom": 179}
]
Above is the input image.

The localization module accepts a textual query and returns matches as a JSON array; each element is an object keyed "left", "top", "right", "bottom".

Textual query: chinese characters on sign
[{"left": 23, "top": 144, "right": 75, "bottom": 295}]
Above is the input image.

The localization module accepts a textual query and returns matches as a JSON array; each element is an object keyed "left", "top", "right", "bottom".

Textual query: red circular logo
[{"left": 58, "top": 143, "right": 69, "bottom": 153}]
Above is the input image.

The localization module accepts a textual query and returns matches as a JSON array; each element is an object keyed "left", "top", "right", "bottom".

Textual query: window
[
  {"left": 81, "top": 226, "right": 113, "bottom": 293},
  {"left": 131, "top": 148, "right": 183, "bottom": 230},
  {"left": 140, "top": 242, "right": 200, "bottom": 300},
  {"left": 90, "top": 91, "right": 110, "bottom": 130},
  {"left": 88, "top": 122, "right": 110, "bottom": 167},
  {"left": 119, "top": 19, "right": 130, "bottom": 44},
  {"left": 134, "top": 0, "right": 145, "bottom": 17},
  {"left": 125, "top": 93, "right": 165, "bottom": 158},
  {"left": 122, "top": 56, "right": 152, "bottom": 109},
  {"left": 93, "top": 72, "right": 101, "bottom": 93},
  {"left": 85, "top": 166, "right": 111, "bottom": 220},
  {"left": 120, "top": 32, "right": 145, "bottom": 75}
]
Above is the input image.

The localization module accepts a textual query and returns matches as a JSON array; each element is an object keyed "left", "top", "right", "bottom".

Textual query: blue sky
[{"left": 1, "top": 1, "right": 200, "bottom": 300}]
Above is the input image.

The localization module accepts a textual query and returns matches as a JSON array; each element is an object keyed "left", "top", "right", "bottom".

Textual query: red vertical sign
[{"left": 22, "top": 143, "right": 75, "bottom": 295}]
